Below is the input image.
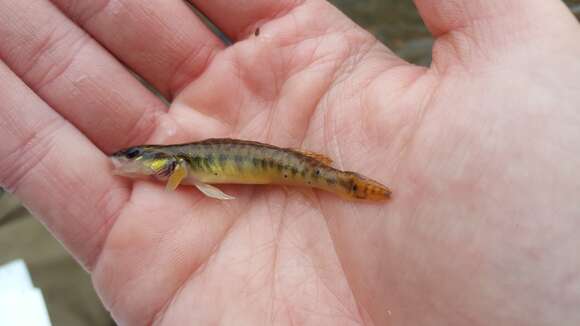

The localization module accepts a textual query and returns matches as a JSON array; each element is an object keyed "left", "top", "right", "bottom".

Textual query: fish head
[{"left": 110, "top": 146, "right": 176, "bottom": 179}]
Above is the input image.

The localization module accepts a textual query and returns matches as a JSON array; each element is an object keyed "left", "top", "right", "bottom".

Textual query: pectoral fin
[
  {"left": 194, "top": 181, "right": 235, "bottom": 200},
  {"left": 165, "top": 160, "right": 188, "bottom": 191}
]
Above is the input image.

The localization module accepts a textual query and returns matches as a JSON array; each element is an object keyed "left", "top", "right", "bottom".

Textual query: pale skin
[{"left": 0, "top": 0, "right": 579, "bottom": 324}]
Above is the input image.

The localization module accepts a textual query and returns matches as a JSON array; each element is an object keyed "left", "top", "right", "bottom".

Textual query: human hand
[{"left": 1, "top": 0, "right": 580, "bottom": 325}]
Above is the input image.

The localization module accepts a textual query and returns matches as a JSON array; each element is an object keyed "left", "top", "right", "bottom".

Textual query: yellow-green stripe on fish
[{"left": 110, "top": 138, "right": 391, "bottom": 201}]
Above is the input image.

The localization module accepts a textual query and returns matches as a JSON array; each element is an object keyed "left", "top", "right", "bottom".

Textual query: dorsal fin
[{"left": 292, "top": 148, "right": 333, "bottom": 166}]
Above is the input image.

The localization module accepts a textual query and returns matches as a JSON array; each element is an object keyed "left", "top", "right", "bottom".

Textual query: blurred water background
[
  {"left": 334, "top": 0, "right": 580, "bottom": 65},
  {"left": 1, "top": 1, "right": 579, "bottom": 325}
]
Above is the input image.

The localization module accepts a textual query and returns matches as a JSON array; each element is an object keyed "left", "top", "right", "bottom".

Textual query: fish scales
[
  {"left": 110, "top": 138, "right": 391, "bottom": 201},
  {"left": 178, "top": 139, "right": 319, "bottom": 185}
]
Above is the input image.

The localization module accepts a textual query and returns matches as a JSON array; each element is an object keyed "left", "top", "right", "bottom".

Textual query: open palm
[{"left": 2, "top": 0, "right": 580, "bottom": 325}]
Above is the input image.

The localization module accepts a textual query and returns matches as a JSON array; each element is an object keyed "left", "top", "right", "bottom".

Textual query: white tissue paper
[{"left": 0, "top": 259, "right": 52, "bottom": 326}]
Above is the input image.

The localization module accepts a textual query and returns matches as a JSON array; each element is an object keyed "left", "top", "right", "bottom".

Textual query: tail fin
[{"left": 342, "top": 171, "right": 392, "bottom": 201}]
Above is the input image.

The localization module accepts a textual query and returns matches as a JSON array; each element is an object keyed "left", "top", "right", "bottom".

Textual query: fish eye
[{"left": 124, "top": 148, "right": 142, "bottom": 159}]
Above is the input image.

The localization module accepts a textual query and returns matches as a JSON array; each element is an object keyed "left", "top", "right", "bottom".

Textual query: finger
[
  {"left": 190, "top": 0, "right": 301, "bottom": 40},
  {"left": 413, "top": 0, "right": 579, "bottom": 64},
  {"left": 0, "top": 61, "right": 129, "bottom": 269},
  {"left": 0, "top": 0, "right": 166, "bottom": 153},
  {"left": 51, "top": 0, "right": 224, "bottom": 98},
  {"left": 174, "top": 0, "right": 409, "bottom": 131}
]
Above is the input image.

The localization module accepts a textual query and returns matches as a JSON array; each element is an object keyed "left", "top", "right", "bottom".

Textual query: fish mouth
[
  {"left": 110, "top": 156, "right": 136, "bottom": 176},
  {"left": 111, "top": 156, "right": 124, "bottom": 169}
]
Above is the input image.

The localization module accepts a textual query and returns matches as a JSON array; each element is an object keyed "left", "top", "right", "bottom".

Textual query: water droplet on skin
[
  {"left": 149, "top": 115, "right": 178, "bottom": 143},
  {"left": 107, "top": 0, "right": 124, "bottom": 16}
]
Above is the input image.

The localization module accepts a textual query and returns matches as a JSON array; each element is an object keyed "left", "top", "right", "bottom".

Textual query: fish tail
[{"left": 332, "top": 171, "right": 391, "bottom": 201}]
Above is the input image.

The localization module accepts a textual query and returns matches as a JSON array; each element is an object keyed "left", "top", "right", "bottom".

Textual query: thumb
[{"left": 414, "top": 0, "right": 580, "bottom": 67}]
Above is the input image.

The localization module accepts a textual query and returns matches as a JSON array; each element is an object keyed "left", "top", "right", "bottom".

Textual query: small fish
[{"left": 110, "top": 138, "right": 391, "bottom": 201}]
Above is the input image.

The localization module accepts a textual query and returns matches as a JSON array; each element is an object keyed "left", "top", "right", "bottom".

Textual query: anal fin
[{"left": 194, "top": 181, "right": 235, "bottom": 200}]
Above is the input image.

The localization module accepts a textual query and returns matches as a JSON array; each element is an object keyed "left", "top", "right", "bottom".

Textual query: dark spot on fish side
[
  {"left": 254, "top": 27, "right": 260, "bottom": 36},
  {"left": 284, "top": 174, "right": 288, "bottom": 178},
  {"left": 312, "top": 171, "right": 319, "bottom": 179}
]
